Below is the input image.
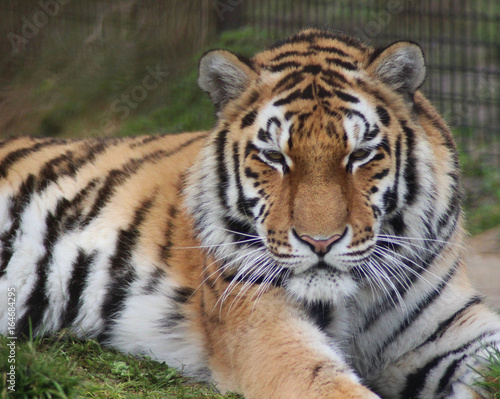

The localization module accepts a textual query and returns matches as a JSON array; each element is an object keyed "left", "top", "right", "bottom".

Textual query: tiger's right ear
[
  {"left": 367, "top": 41, "right": 425, "bottom": 103},
  {"left": 198, "top": 50, "right": 257, "bottom": 113}
]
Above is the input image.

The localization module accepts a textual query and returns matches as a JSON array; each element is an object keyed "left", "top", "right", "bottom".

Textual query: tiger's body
[{"left": 1, "top": 30, "right": 499, "bottom": 398}]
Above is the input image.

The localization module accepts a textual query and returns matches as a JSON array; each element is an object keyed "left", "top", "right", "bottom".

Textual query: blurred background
[{"left": 0, "top": 0, "right": 499, "bottom": 234}]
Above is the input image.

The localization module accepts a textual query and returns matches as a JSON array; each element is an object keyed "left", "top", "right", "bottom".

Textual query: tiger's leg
[{"left": 199, "top": 280, "right": 380, "bottom": 399}]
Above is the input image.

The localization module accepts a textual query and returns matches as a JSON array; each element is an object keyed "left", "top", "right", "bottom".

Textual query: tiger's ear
[
  {"left": 198, "top": 50, "right": 257, "bottom": 113},
  {"left": 368, "top": 41, "right": 425, "bottom": 101}
]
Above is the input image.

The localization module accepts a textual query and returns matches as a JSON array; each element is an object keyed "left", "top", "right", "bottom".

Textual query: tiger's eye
[
  {"left": 265, "top": 151, "right": 285, "bottom": 162},
  {"left": 351, "top": 149, "right": 369, "bottom": 160}
]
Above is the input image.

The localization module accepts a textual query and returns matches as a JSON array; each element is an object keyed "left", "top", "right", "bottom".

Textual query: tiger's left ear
[
  {"left": 198, "top": 50, "right": 258, "bottom": 114},
  {"left": 367, "top": 41, "right": 425, "bottom": 102}
]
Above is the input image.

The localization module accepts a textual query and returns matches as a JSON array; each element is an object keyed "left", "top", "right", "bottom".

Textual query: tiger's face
[{"left": 189, "top": 30, "right": 428, "bottom": 304}]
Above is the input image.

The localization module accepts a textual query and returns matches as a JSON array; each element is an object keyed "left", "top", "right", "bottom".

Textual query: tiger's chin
[{"left": 284, "top": 266, "right": 359, "bottom": 305}]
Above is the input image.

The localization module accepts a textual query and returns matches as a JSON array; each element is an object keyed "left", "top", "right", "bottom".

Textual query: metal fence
[
  {"left": 1, "top": 0, "right": 499, "bottom": 160},
  {"left": 221, "top": 0, "right": 500, "bottom": 161}
]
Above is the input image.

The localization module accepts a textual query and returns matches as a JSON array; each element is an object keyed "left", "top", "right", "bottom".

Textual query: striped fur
[{"left": 1, "top": 30, "right": 499, "bottom": 398}]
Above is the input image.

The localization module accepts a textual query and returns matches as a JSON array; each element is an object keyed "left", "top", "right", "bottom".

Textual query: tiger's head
[{"left": 186, "top": 29, "right": 460, "bottom": 305}]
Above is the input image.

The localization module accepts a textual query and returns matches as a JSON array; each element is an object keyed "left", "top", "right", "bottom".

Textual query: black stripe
[
  {"left": 16, "top": 179, "right": 98, "bottom": 336},
  {"left": 321, "top": 69, "right": 349, "bottom": 85},
  {"left": 339, "top": 107, "right": 367, "bottom": 124},
  {"left": 267, "top": 116, "right": 282, "bottom": 130},
  {"left": 215, "top": 130, "right": 230, "bottom": 211},
  {"left": 98, "top": 196, "right": 156, "bottom": 343},
  {"left": 160, "top": 203, "right": 178, "bottom": 261},
  {"left": 244, "top": 167, "right": 259, "bottom": 179},
  {"left": 36, "top": 151, "right": 75, "bottom": 192},
  {"left": 301, "top": 84, "right": 314, "bottom": 100},
  {"left": 273, "top": 88, "right": 302, "bottom": 106},
  {"left": 222, "top": 215, "right": 259, "bottom": 246},
  {"left": 316, "top": 84, "right": 332, "bottom": 99},
  {"left": 1, "top": 139, "right": 112, "bottom": 274},
  {"left": 0, "top": 137, "right": 17, "bottom": 151},
  {"left": 335, "top": 90, "right": 359, "bottom": 103},
  {"left": 436, "top": 175, "right": 463, "bottom": 231},
  {"left": 383, "top": 135, "right": 402, "bottom": 213},
  {"left": 436, "top": 354, "right": 467, "bottom": 395},
  {"left": 359, "top": 228, "right": 458, "bottom": 334},
  {"left": 388, "top": 211, "right": 406, "bottom": 235},
  {"left": 325, "top": 58, "right": 357, "bottom": 71},
  {"left": 325, "top": 122, "right": 336, "bottom": 139},
  {"left": 418, "top": 296, "right": 483, "bottom": 349},
  {"left": 0, "top": 174, "right": 36, "bottom": 277},
  {"left": 246, "top": 90, "right": 260, "bottom": 106},
  {"left": 401, "top": 333, "right": 492, "bottom": 399},
  {"left": 83, "top": 134, "right": 206, "bottom": 226},
  {"left": 364, "top": 126, "right": 380, "bottom": 142},
  {"left": 307, "top": 302, "right": 333, "bottom": 331},
  {"left": 402, "top": 126, "right": 419, "bottom": 205},
  {"left": 172, "top": 286, "right": 195, "bottom": 304},
  {"left": 37, "top": 140, "right": 110, "bottom": 193},
  {"left": 374, "top": 263, "right": 459, "bottom": 357},
  {"left": 378, "top": 135, "right": 391, "bottom": 155},
  {"left": 288, "top": 124, "right": 295, "bottom": 150},
  {"left": 376, "top": 105, "right": 391, "bottom": 126},
  {"left": 268, "top": 61, "right": 301, "bottom": 73},
  {"left": 60, "top": 249, "right": 96, "bottom": 328},
  {"left": 274, "top": 71, "right": 305, "bottom": 94},
  {"left": 241, "top": 110, "right": 258, "bottom": 129},
  {"left": 233, "top": 142, "right": 250, "bottom": 217},
  {"left": 233, "top": 142, "right": 259, "bottom": 217},
  {"left": 129, "top": 134, "right": 167, "bottom": 148},
  {"left": 160, "top": 312, "right": 185, "bottom": 329},
  {"left": 271, "top": 50, "right": 304, "bottom": 62},
  {"left": 298, "top": 112, "right": 312, "bottom": 123},
  {"left": 245, "top": 141, "right": 258, "bottom": 158},
  {"left": 372, "top": 168, "right": 389, "bottom": 180},
  {"left": 1, "top": 139, "right": 104, "bottom": 275},
  {"left": 309, "top": 45, "right": 348, "bottom": 57},
  {"left": 302, "top": 64, "right": 323, "bottom": 75},
  {"left": 257, "top": 128, "right": 270, "bottom": 143},
  {"left": 143, "top": 267, "right": 167, "bottom": 294},
  {"left": 0, "top": 139, "right": 63, "bottom": 178},
  {"left": 370, "top": 152, "right": 385, "bottom": 162}
]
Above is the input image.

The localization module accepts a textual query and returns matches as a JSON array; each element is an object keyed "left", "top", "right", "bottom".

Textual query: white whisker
[{"left": 171, "top": 237, "right": 263, "bottom": 250}]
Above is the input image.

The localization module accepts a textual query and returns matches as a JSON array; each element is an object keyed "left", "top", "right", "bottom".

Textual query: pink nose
[{"left": 299, "top": 234, "right": 342, "bottom": 255}]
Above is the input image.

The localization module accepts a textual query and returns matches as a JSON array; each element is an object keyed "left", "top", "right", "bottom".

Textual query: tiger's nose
[{"left": 293, "top": 229, "right": 345, "bottom": 255}]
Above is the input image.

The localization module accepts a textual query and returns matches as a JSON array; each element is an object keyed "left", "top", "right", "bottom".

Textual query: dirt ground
[{"left": 467, "top": 226, "right": 500, "bottom": 310}]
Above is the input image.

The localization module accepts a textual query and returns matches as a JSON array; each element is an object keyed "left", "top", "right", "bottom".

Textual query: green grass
[
  {"left": 2, "top": 332, "right": 500, "bottom": 398},
  {"left": 0, "top": 332, "right": 241, "bottom": 399},
  {"left": 473, "top": 345, "right": 500, "bottom": 398}
]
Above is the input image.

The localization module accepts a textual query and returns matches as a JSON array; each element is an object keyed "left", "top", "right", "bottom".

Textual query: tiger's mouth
[
  {"left": 286, "top": 259, "right": 352, "bottom": 278},
  {"left": 283, "top": 261, "right": 360, "bottom": 304}
]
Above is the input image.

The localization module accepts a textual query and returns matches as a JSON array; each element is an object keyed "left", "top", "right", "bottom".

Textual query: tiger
[{"left": 1, "top": 28, "right": 499, "bottom": 399}]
